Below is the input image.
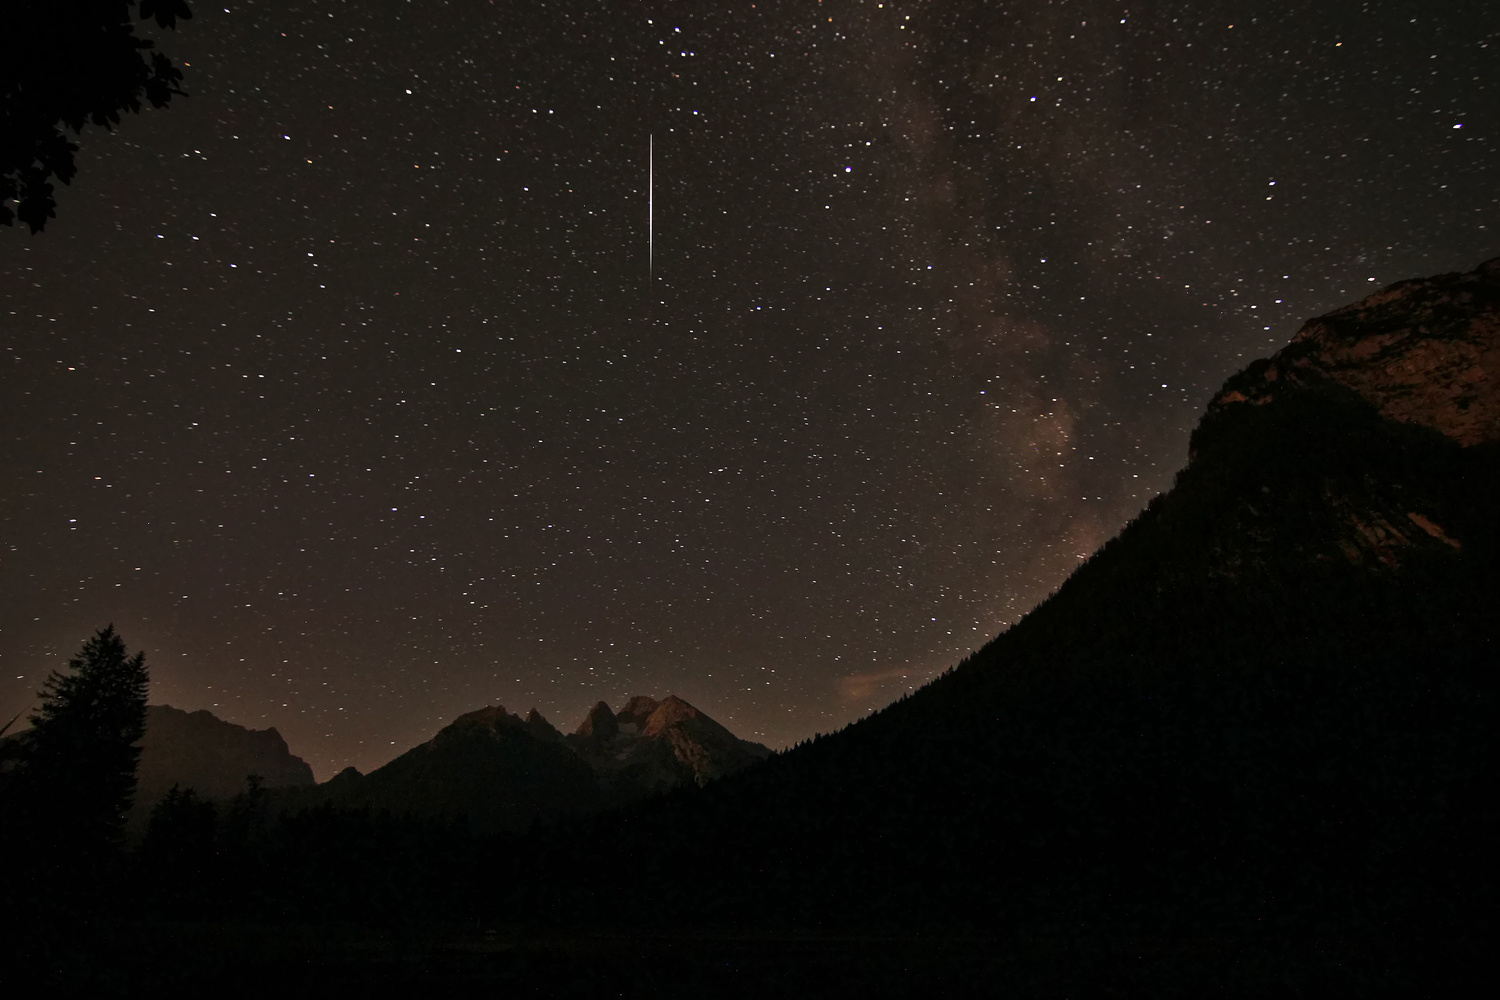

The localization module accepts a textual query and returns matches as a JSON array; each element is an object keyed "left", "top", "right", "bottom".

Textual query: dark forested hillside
[{"left": 480, "top": 260, "right": 1498, "bottom": 989}]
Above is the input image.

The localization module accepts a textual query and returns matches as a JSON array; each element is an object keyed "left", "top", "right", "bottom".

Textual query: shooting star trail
[{"left": 649, "top": 134, "right": 654, "bottom": 279}]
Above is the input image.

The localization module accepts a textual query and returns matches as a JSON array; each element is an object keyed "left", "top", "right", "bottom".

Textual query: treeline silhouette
[
  {"left": 136, "top": 778, "right": 480, "bottom": 922},
  {"left": 4, "top": 380, "right": 1493, "bottom": 994}
]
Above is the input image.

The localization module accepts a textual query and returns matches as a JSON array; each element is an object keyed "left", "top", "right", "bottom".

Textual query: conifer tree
[{"left": 19, "top": 625, "right": 150, "bottom": 867}]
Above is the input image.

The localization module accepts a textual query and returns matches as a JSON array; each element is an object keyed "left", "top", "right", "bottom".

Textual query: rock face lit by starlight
[
  {"left": 0, "top": 0, "right": 1492, "bottom": 779},
  {"left": 1207, "top": 262, "right": 1500, "bottom": 449}
]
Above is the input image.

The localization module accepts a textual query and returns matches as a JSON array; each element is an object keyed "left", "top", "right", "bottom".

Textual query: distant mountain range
[{"left": 134, "top": 695, "right": 769, "bottom": 833}]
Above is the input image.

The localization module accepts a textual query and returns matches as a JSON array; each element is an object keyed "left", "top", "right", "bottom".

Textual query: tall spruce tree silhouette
[{"left": 11, "top": 626, "right": 150, "bottom": 906}]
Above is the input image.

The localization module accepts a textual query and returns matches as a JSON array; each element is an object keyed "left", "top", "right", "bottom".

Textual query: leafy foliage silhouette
[{"left": 2, "top": 0, "right": 192, "bottom": 232}]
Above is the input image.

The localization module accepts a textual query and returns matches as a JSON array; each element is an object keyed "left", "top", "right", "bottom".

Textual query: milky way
[{"left": 2, "top": 1, "right": 1493, "bottom": 777}]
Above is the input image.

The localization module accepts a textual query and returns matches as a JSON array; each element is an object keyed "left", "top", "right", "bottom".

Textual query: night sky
[{"left": 2, "top": 1, "right": 1493, "bottom": 778}]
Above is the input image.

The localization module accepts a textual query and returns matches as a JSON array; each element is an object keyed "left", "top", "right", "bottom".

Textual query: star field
[{"left": 2, "top": 0, "right": 1494, "bottom": 777}]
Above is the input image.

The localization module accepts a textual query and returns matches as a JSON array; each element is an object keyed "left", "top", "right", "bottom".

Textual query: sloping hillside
[{"left": 488, "top": 259, "right": 1498, "bottom": 989}]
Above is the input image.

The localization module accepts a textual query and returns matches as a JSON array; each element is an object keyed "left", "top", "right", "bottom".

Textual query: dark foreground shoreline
[{"left": 13, "top": 916, "right": 1480, "bottom": 997}]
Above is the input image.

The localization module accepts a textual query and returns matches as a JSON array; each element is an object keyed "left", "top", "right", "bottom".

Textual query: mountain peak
[
  {"left": 326, "top": 765, "right": 363, "bottom": 786},
  {"left": 451, "top": 705, "right": 516, "bottom": 729},
  {"left": 526, "top": 708, "right": 565, "bottom": 743},
  {"left": 1205, "top": 255, "right": 1500, "bottom": 448},
  {"left": 575, "top": 700, "right": 619, "bottom": 740},
  {"left": 640, "top": 695, "right": 704, "bottom": 737}
]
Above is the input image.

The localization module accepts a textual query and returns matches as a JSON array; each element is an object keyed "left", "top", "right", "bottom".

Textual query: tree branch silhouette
[{"left": 2, "top": 0, "right": 192, "bottom": 232}]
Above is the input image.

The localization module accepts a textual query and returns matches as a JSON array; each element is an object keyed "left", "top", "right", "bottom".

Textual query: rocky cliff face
[
  {"left": 132, "top": 704, "right": 315, "bottom": 825},
  {"left": 568, "top": 695, "right": 771, "bottom": 795},
  {"left": 1205, "top": 256, "right": 1500, "bottom": 446},
  {"left": 1188, "top": 256, "right": 1500, "bottom": 574}
]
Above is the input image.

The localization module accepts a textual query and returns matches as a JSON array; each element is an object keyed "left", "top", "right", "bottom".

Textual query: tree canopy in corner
[{"left": 2, "top": 0, "right": 192, "bottom": 232}]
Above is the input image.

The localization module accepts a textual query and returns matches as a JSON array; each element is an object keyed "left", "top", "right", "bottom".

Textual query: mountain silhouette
[
  {"left": 490, "top": 258, "right": 1497, "bottom": 988},
  {"left": 99, "top": 705, "right": 312, "bottom": 832},
  {"left": 266, "top": 695, "right": 769, "bottom": 832},
  {"left": 568, "top": 695, "right": 772, "bottom": 798}
]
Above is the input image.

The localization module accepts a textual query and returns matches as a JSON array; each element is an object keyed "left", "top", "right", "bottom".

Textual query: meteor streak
[{"left": 649, "top": 134, "right": 654, "bottom": 278}]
